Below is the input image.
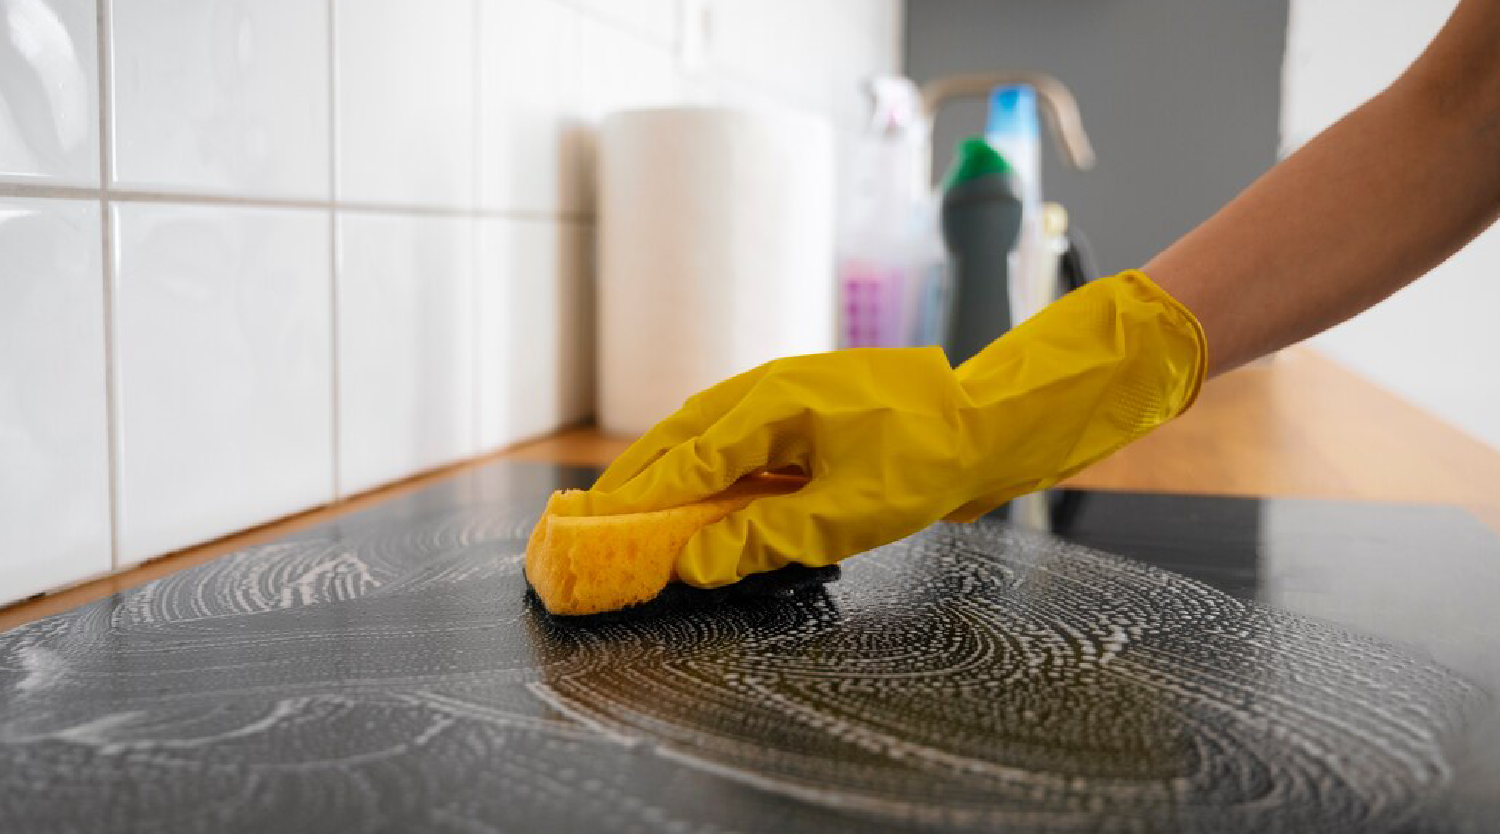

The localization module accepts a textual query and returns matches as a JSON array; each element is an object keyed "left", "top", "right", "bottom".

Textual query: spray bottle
[
  {"left": 837, "top": 77, "right": 931, "bottom": 348},
  {"left": 986, "top": 85, "right": 1050, "bottom": 325}
]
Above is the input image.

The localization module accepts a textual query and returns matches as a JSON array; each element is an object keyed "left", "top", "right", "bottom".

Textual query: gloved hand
[{"left": 585, "top": 270, "right": 1208, "bottom": 588}]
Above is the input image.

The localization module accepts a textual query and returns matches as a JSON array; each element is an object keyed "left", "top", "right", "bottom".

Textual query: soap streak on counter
[
  {"left": 529, "top": 525, "right": 1478, "bottom": 831},
  {"left": 0, "top": 462, "right": 1495, "bottom": 833}
]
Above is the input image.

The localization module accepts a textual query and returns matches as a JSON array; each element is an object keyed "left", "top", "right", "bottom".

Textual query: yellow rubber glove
[{"left": 585, "top": 270, "right": 1208, "bottom": 588}]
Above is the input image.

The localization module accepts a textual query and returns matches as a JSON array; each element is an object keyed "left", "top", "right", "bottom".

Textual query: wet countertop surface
[{"left": 2, "top": 461, "right": 1498, "bottom": 832}]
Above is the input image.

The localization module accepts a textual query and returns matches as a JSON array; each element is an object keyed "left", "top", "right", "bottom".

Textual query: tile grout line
[
  {"left": 0, "top": 183, "right": 595, "bottom": 224},
  {"left": 95, "top": 0, "right": 123, "bottom": 570},
  {"left": 0, "top": 181, "right": 102, "bottom": 200},
  {"left": 327, "top": 0, "right": 342, "bottom": 501}
]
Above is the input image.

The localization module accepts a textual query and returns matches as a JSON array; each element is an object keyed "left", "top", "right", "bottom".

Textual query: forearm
[{"left": 1146, "top": 0, "right": 1500, "bottom": 374}]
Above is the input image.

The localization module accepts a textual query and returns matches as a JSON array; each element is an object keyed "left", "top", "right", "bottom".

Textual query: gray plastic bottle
[{"left": 940, "top": 138, "right": 1024, "bottom": 366}]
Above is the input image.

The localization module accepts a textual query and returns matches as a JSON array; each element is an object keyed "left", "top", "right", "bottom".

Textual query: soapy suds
[
  {"left": 531, "top": 523, "right": 1476, "bottom": 831},
  {"left": 0, "top": 496, "right": 1478, "bottom": 833}
]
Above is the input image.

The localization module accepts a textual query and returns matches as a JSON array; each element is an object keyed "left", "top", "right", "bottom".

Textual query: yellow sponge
[{"left": 524, "top": 474, "right": 805, "bottom": 616}]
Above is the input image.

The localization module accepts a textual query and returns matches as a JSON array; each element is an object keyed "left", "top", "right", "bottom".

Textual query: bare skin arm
[{"left": 1146, "top": 0, "right": 1500, "bottom": 375}]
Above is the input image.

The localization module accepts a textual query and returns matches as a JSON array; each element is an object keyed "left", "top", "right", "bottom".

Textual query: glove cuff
[
  {"left": 948, "top": 269, "right": 1210, "bottom": 513},
  {"left": 1114, "top": 268, "right": 1210, "bottom": 420}
]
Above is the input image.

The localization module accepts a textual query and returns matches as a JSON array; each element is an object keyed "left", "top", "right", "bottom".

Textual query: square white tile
[
  {"left": 476, "top": 217, "right": 592, "bottom": 452},
  {"left": 565, "top": 11, "right": 682, "bottom": 127},
  {"left": 829, "top": 0, "right": 902, "bottom": 47},
  {"left": 707, "top": 0, "right": 832, "bottom": 106},
  {"left": 564, "top": 0, "right": 678, "bottom": 46},
  {"left": 334, "top": 0, "right": 475, "bottom": 208},
  {"left": 476, "top": 0, "right": 576, "bottom": 213},
  {"left": 337, "top": 212, "right": 475, "bottom": 495},
  {"left": 0, "top": 0, "right": 99, "bottom": 185},
  {"left": 113, "top": 202, "right": 334, "bottom": 565},
  {"left": 109, "top": 0, "right": 331, "bottom": 199},
  {"left": 560, "top": 12, "right": 681, "bottom": 214},
  {"left": 0, "top": 198, "right": 110, "bottom": 603}
]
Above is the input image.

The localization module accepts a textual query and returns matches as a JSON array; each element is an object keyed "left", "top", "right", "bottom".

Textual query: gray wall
[{"left": 905, "top": 0, "right": 1288, "bottom": 272}]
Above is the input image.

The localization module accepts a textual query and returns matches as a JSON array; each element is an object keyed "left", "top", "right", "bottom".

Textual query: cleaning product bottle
[
  {"left": 940, "top": 137, "right": 1023, "bottom": 365},
  {"left": 838, "top": 77, "right": 929, "bottom": 348},
  {"left": 986, "top": 85, "right": 1048, "bottom": 325},
  {"left": 907, "top": 202, "right": 950, "bottom": 347}
]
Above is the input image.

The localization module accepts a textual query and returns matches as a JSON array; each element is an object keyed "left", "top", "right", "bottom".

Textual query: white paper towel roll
[{"left": 598, "top": 106, "right": 836, "bottom": 437}]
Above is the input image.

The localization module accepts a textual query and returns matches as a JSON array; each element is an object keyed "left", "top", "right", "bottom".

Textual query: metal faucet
[{"left": 920, "top": 71, "right": 1095, "bottom": 171}]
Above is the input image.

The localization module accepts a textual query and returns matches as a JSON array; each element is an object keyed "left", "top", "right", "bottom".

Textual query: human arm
[
  {"left": 584, "top": 272, "right": 1204, "bottom": 587},
  {"left": 1149, "top": 0, "right": 1500, "bottom": 373},
  {"left": 579, "top": 0, "right": 1500, "bottom": 588}
]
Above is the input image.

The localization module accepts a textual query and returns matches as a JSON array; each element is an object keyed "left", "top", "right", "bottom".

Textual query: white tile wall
[
  {"left": 0, "top": 0, "right": 99, "bottom": 184},
  {"left": 0, "top": 0, "right": 902, "bottom": 604},
  {"left": 335, "top": 0, "right": 475, "bottom": 207},
  {"left": 711, "top": 0, "right": 844, "bottom": 113},
  {"left": 568, "top": 7, "right": 683, "bottom": 124},
  {"left": 337, "top": 212, "right": 476, "bottom": 495},
  {"left": 564, "top": 0, "right": 677, "bottom": 45},
  {"left": 113, "top": 203, "right": 334, "bottom": 564},
  {"left": 477, "top": 0, "right": 574, "bottom": 213},
  {"left": 476, "top": 217, "right": 592, "bottom": 451},
  {"left": 563, "top": 10, "right": 683, "bottom": 212},
  {"left": 109, "top": 0, "right": 331, "bottom": 199},
  {"left": 0, "top": 198, "right": 111, "bottom": 600}
]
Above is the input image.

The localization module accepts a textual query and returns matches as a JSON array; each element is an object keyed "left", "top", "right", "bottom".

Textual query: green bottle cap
[{"left": 943, "top": 137, "right": 1013, "bottom": 190}]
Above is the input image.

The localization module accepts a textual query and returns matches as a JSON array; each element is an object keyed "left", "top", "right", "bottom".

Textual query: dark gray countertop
[{"left": 2, "top": 461, "right": 1497, "bottom": 832}]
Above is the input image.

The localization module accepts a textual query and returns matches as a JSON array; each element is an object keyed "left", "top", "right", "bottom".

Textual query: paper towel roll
[{"left": 599, "top": 106, "right": 836, "bottom": 437}]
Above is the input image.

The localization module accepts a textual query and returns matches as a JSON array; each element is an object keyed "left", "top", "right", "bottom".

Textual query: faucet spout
[{"left": 920, "top": 72, "right": 1095, "bottom": 170}]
